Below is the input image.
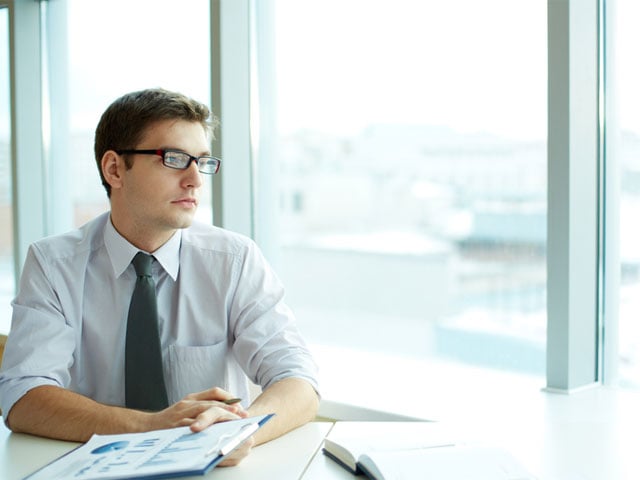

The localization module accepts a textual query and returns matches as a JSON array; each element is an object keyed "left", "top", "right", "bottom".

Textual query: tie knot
[{"left": 132, "top": 252, "right": 153, "bottom": 277}]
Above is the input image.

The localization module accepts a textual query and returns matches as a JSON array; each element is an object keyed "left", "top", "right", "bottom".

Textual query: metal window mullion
[
  {"left": 546, "top": 0, "right": 600, "bottom": 392},
  {"left": 211, "top": 0, "right": 253, "bottom": 238},
  {"left": 9, "top": 0, "right": 46, "bottom": 280},
  {"left": 600, "top": 0, "right": 620, "bottom": 386}
]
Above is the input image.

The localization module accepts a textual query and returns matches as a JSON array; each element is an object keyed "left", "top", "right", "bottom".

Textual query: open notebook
[{"left": 323, "top": 421, "right": 534, "bottom": 480}]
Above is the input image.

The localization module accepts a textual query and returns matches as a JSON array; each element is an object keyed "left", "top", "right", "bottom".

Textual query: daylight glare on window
[
  {"left": 253, "top": 0, "right": 548, "bottom": 393},
  {"left": 612, "top": 0, "right": 640, "bottom": 388}
]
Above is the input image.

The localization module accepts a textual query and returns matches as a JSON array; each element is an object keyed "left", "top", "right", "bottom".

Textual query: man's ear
[{"left": 101, "top": 150, "right": 124, "bottom": 191}]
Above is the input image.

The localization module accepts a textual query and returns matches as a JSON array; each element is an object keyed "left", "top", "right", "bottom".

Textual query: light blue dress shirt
[{"left": 0, "top": 212, "right": 318, "bottom": 419}]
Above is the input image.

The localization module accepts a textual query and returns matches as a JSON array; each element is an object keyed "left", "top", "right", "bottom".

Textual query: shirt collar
[{"left": 104, "top": 217, "right": 181, "bottom": 281}]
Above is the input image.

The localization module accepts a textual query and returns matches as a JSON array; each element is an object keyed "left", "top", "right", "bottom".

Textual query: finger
[
  {"left": 170, "top": 399, "right": 245, "bottom": 425},
  {"left": 190, "top": 407, "right": 240, "bottom": 432},
  {"left": 217, "top": 436, "right": 255, "bottom": 467},
  {"left": 235, "top": 409, "right": 249, "bottom": 418},
  {"left": 186, "top": 388, "right": 245, "bottom": 406},
  {"left": 220, "top": 400, "right": 247, "bottom": 417},
  {"left": 185, "top": 387, "right": 230, "bottom": 401},
  {"left": 184, "top": 389, "right": 246, "bottom": 415}
]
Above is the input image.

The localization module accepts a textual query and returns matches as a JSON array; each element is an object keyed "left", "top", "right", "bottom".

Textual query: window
[
  {"left": 2, "top": 0, "right": 605, "bottom": 399},
  {"left": 43, "top": 0, "right": 213, "bottom": 233},
  {"left": 252, "top": 0, "right": 547, "bottom": 402},
  {"left": 0, "top": 6, "right": 14, "bottom": 334},
  {"left": 611, "top": 0, "right": 640, "bottom": 388}
]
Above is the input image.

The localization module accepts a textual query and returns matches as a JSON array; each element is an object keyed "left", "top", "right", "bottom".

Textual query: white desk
[
  {"left": 3, "top": 387, "right": 640, "bottom": 480},
  {"left": 0, "top": 421, "right": 332, "bottom": 480},
  {"left": 309, "top": 386, "right": 640, "bottom": 480}
]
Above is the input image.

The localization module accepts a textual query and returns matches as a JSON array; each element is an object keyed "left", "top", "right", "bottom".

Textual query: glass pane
[
  {"left": 45, "top": 0, "right": 212, "bottom": 232},
  {"left": 253, "top": 0, "right": 547, "bottom": 401},
  {"left": 613, "top": 0, "right": 640, "bottom": 388},
  {"left": 0, "top": 7, "right": 14, "bottom": 334}
]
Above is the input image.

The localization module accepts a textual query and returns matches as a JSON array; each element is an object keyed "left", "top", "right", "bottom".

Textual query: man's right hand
[
  {"left": 146, "top": 386, "right": 249, "bottom": 432},
  {"left": 144, "top": 387, "right": 253, "bottom": 466}
]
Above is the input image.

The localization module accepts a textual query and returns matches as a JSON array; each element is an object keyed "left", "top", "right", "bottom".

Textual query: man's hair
[{"left": 94, "top": 88, "right": 218, "bottom": 197}]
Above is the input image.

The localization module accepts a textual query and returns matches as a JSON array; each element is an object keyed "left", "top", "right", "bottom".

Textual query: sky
[
  {"left": 611, "top": 0, "right": 640, "bottom": 134},
  {"left": 272, "top": 0, "right": 548, "bottom": 140},
  {"left": 64, "top": 0, "right": 210, "bottom": 131}
]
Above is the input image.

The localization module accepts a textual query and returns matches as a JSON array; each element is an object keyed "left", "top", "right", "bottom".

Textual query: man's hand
[
  {"left": 147, "top": 387, "right": 254, "bottom": 467},
  {"left": 7, "top": 384, "right": 255, "bottom": 466},
  {"left": 145, "top": 387, "right": 248, "bottom": 431}
]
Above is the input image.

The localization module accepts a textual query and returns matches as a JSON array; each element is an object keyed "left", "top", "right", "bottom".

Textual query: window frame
[
  {"left": 545, "top": 0, "right": 602, "bottom": 391},
  {"left": 6, "top": 0, "right": 47, "bottom": 283}
]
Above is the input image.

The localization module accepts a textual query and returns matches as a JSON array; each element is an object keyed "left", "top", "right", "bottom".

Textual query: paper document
[{"left": 25, "top": 414, "right": 273, "bottom": 480}]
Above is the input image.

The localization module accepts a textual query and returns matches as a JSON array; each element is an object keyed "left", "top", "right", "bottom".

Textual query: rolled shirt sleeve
[
  {"left": 0, "top": 245, "right": 78, "bottom": 420},
  {"left": 228, "top": 239, "right": 319, "bottom": 393}
]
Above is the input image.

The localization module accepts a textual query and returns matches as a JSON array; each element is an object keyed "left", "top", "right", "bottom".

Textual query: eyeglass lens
[{"left": 164, "top": 152, "right": 219, "bottom": 174}]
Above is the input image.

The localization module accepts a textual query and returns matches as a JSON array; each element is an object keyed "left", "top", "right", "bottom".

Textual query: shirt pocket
[{"left": 165, "top": 341, "right": 229, "bottom": 403}]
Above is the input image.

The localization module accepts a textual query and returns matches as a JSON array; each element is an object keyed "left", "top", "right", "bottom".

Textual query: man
[{"left": 0, "top": 88, "right": 319, "bottom": 465}]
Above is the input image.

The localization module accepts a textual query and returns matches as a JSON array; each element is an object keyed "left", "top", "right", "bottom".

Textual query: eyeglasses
[{"left": 116, "top": 149, "right": 221, "bottom": 174}]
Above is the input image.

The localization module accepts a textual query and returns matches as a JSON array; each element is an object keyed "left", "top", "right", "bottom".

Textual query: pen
[{"left": 223, "top": 398, "right": 242, "bottom": 405}]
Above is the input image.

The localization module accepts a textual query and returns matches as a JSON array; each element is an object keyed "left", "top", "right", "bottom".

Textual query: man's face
[{"left": 116, "top": 119, "right": 209, "bottom": 241}]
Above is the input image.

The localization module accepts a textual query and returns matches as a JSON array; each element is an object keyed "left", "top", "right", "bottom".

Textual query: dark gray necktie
[{"left": 125, "top": 252, "right": 169, "bottom": 411}]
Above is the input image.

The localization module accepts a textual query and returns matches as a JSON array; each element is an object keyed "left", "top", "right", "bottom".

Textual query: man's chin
[
  {"left": 179, "top": 212, "right": 198, "bottom": 228},
  {"left": 164, "top": 211, "right": 196, "bottom": 230},
  {"left": 175, "top": 218, "right": 195, "bottom": 230}
]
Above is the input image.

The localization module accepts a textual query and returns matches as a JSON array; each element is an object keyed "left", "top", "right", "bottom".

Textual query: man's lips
[{"left": 172, "top": 197, "right": 198, "bottom": 207}]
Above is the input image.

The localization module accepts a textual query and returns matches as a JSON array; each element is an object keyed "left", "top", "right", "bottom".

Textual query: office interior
[{"left": 0, "top": 0, "right": 639, "bottom": 445}]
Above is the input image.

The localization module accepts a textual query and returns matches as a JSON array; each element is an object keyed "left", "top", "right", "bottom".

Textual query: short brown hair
[{"left": 94, "top": 88, "right": 218, "bottom": 196}]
